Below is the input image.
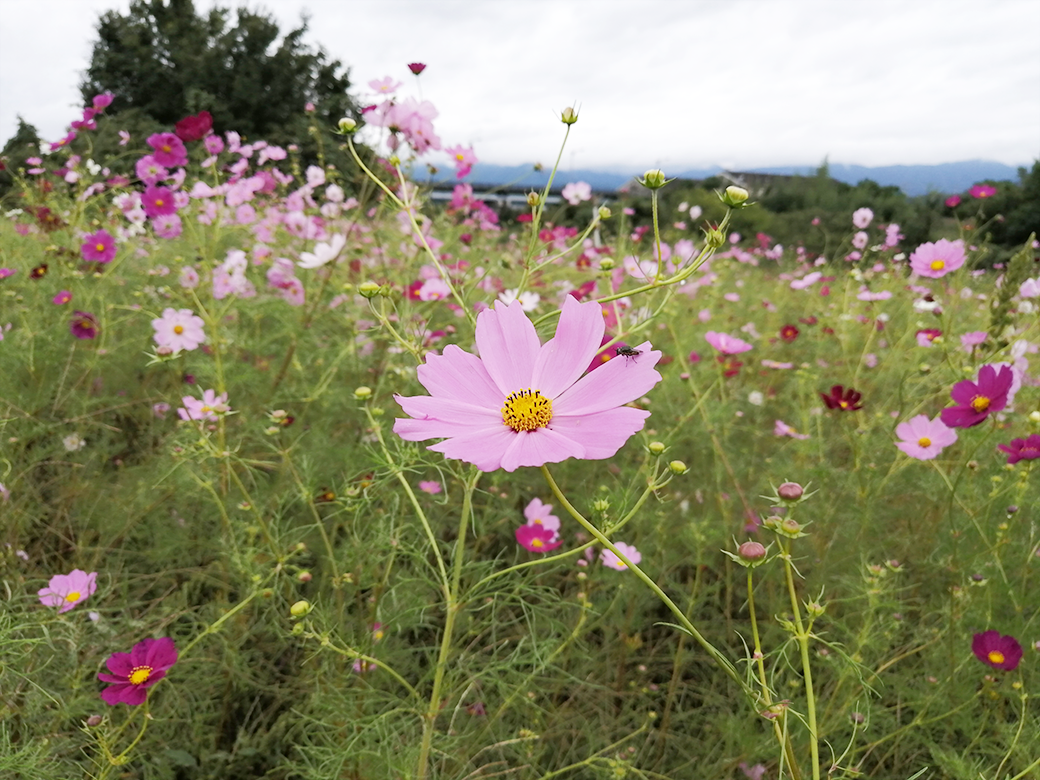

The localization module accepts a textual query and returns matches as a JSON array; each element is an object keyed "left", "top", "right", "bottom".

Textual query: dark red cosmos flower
[
  {"left": 939, "top": 364, "right": 1013, "bottom": 429},
  {"left": 997, "top": 434, "right": 1040, "bottom": 465},
  {"left": 407, "top": 62, "right": 427, "bottom": 75},
  {"left": 174, "top": 110, "right": 213, "bottom": 142},
  {"left": 30, "top": 263, "right": 49, "bottom": 279},
  {"left": 972, "top": 630, "right": 1022, "bottom": 671},
  {"left": 820, "top": 385, "right": 863, "bottom": 411},
  {"left": 798, "top": 316, "right": 817, "bottom": 326},
  {"left": 718, "top": 356, "right": 743, "bottom": 378},
  {"left": 779, "top": 324, "right": 799, "bottom": 342}
]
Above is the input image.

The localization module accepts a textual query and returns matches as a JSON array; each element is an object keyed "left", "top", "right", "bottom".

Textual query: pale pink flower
[
  {"left": 704, "top": 331, "right": 753, "bottom": 354},
  {"left": 790, "top": 271, "right": 822, "bottom": 290},
  {"left": 445, "top": 144, "right": 478, "bottom": 178},
  {"left": 774, "top": 420, "right": 809, "bottom": 439},
  {"left": 152, "top": 308, "right": 205, "bottom": 352},
  {"left": 418, "top": 278, "right": 451, "bottom": 301},
  {"left": 895, "top": 414, "right": 957, "bottom": 460},
  {"left": 178, "top": 389, "right": 230, "bottom": 422},
  {"left": 852, "top": 231, "right": 868, "bottom": 250},
  {"left": 601, "top": 542, "right": 641, "bottom": 571},
  {"left": 298, "top": 234, "right": 346, "bottom": 269},
  {"left": 393, "top": 297, "right": 662, "bottom": 472},
  {"left": 369, "top": 76, "right": 402, "bottom": 94},
  {"left": 960, "top": 331, "right": 988, "bottom": 350},
  {"left": 909, "top": 239, "right": 966, "bottom": 278},
  {"left": 852, "top": 207, "right": 874, "bottom": 229},
  {"left": 561, "top": 181, "right": 592, "bottom": 206},
  {"left": 1019, "top": 278, "right": 1040, "bottom": 298},
  {"left": 418, "top": 480, "right": 442, "bottom": 495},
  {"left": 524, "top": 497, "right": 560, "bottom": 536},
  {"left": 38, "top": 569, "right": 97, "bottom": 613}
]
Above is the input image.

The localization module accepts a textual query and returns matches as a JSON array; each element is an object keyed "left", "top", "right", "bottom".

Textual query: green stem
[{"left": 781, "top": 538, "right": 820, "bottom": 780}]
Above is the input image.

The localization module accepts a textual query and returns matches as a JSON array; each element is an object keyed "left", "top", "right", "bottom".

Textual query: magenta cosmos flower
[
  {"left": 997, "top": 434, "right": 1040, "bottom": 465},
  {"left": 516, "top": 524, "right": 563, "bottom": 552},
  {"left": 98, "top": 637, "right": 178, "bottom": 705},
  {"left": 972, "top": 630, "right": 1022, "bottom": 671},
  {"left": 968, "top": 184, "right": 997, "bottom": 199},
  {"left": 38, "top": 569, "right": 97, "bottom": 613},
  {"left": 909, "top": 238, "right": 966, "bottom": 279},
  {"left": 81, "top": 229, "right": 117, "bottom": 263},
  {"left": 146, "top": 132, "right": 188, "bottom": 168},
  {"left": 895, "top": 414, "right": 957, "bottom": 460},
  {"left": 393, "top": 297, "right": 662, "bottom": 473},
  {"left": 142, "top": 185, "right": 177, "bottom": 219},
  {"left": 704, "top": 331, "right": 753, "bottom": 355},
  {"left": 70, "top": 311, "right": 99, "bottom": 340},
  {"left": 152, "top": 307, "right": 206, "bottom": 352},
  {"left": 940, "top": 364, "right": 1013, "bottom": 428}
]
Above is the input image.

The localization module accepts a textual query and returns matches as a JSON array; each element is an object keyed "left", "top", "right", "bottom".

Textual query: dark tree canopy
[{"left": 79, "top": 0, "right": 357, "bottom": 144}]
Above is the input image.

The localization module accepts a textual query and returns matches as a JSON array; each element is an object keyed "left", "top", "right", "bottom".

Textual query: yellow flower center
[
  {"left": 971, "top": 396, "right": 990, "bottom": 413},
  {"left": 173, "top": 325, "right": 184, "bottom": 334},
  {"left": 987, "top": 650, "right": 1004, "bottom": 665},
  {"left": 129, "top": 666, "right": 152, "bottom": 685},
  {"left": 501, "top": 389, "right": 553, "bottom": 432},
  {"left": 373, "top": 629, "right": 384, "bottom": 641},
  {"left": 155, "top": 198, "right": 164, "bottom": 206},
  {"left": 917, "top": 437, "right": 931, "bottom": 448},
  {"left": 455, "top": 153, "right": 465, "bottom": 161},
  {"left": 162, "top": 144, "right": 171, "bottom": 153},
  {"left": 95, "top": 243, "right": 105, "bottom": 252},
  {"left": 838, "top": 400, "right": 849, "bottom": 409},
  {"left": 65, "top": 591, "right": 81, "bottom": 602},
  {"left": 531, "top": 538, "right": 544, "bottom": 548},
  {"left": 930, "top": 259, "right": 946, "bottom": 271}
]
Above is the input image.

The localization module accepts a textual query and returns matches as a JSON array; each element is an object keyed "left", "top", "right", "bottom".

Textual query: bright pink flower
[
  {"left": 915, "top": 329, "right": 942, "bottom": 347},
  {"left": 142, "top": 185, "right": 177, "bottom": 218},
  {"left": 146, "top": 132, "right": 188, "bottom": 168},
  {"left": 895, "top": 414, "right": 957, "bottom": 460},
  {"left": 70, "top": 311, "right": 99, "bottom": 340},
  {"left": 37, "top": 569, "right": 97, "bottom": 613},
  {"left": 704, "top": 331, "right": 752, "bottom": 354},
  {"left": 394, "top": 297, "right": 662, "bottom": 472},
  {"left": 92, "top": 92, "right": 114, "bottom": 110},
  {"left": 852, "top": 207, "right": 873, "bottom": 229},
  {"left": 174, "top": 110, "right": 213, "bottom": 142},
  {"left": 446, "top": 144, "right": 478, "bottom": 179},
  {"left": 909, "top": 238, "right": 966, "bottom": 278},
  {"left": 418, "top": 480, "right": 442, "bottom": 494},
  {"left": 98, "top": 637, "right": 178, "bottom": 705},
  {"left": 968, "top": 184, "right": 996, "bottom": 199},
  {"left": 945, "top": 194, "right": 961, "bottom": 208},
  {"left": 601, "top": 541, "right": 641, "bottom": 571},
  {"left": 524, "top": 497, "right": 560, "bottom": 535},
  {"left": 516, "top": 524, "right": 563, "bottom": 552},
  {"left": 997, "top": 434, "right": 1040, "bottom": 465},
  {"left": 152, "top": 308, "right": 205, "bottom": 352},
  {"left": 940, "top": 364, "right": 1013, "bottom": 428},
  {"left": 52, "top": 291, "right": 72, "bottom": 305},
  {"left": 178, "top": 389, "right": 230, "bottom": 422},
  {"left": 81, "top": 229, "right": 116, "bottom": 263},
  {"left": 972, "top": 631, "right": 1022, "bottom": 670}
]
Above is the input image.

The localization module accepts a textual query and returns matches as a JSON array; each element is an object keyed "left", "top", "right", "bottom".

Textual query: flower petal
[
  {"left": 554, "top": 342, "right": 661, "bottom": 416},
  {"left": 105, "top": 651, "right": 134, "bottom": 676},
  {"left": 416, "top": 345, "right": 504, "bottom": 408},
  {"left": 474, "top": 301, "right": 541, "bottom": 394},
  {"left": 426, "top": 426, "right": 520, "bottom": 471},
  {"left": 395, "top": 395, "right": 503, "bottom": 427},
  {"left": 499, "top": 428, "right": 586, "bottom": 472},
  {"left": 529, "top": 297, "right": 604, "bottom": 398},
  {"left": 393, "top": 416, "right": 499, "bottom": 442},
  {"left": 549, "top": 407, "right": 650, "bottom": 459}
]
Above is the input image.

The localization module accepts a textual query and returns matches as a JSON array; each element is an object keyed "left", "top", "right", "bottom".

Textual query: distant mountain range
[{"left": 419, "top": 160, "right": 1029, "bottom": 197}]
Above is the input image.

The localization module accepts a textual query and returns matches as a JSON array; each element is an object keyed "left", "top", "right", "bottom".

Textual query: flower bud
[
  {"left": 337, "top": 117, "right": 357, "bottom": 134},
  {"left": 779, "top": 518, "right": 803, "bottom": 537},
  {"left": 593, "top": 498, "right": 610, "bottom": 513},
  {"left": 353, "top": 386, "right": 373, "bottom": 400},
  {"left": 358, "top": 281, "right": 381, "bottom": 298},
  {"left": 721, "top": 185, "right": 749, "bottom": 207},
  {"left": 290, "top": 600, "right": 312, "bottom": 618},
  {"left": 597, "top": 205, "right": 612, "bottom": 221},
  {"left": 297, "top": 570, "right": 312, "bottom": 583},
  {"left": 86, "top": 714, "right": 103, "bottom": 727},
  {"left": 703, "top": 224, "right": 726, "bottom": 248},
  {"left": 641, "top": 169, "right": 667, "bottom": 190},
  {"left": 598, "top": 257, "right": 615, "bottom": 270},
  {"left": 806, "top": 600, "right": 825, "bottom": 618},
  {"left": 668, "top": 459, "right": 688, "bottom": 475},
  {"left": 777, "top": 482, "right": 804, "bottom": 502},
  {"left": 648, "top": 441, "right": 666, "bottom": 455},
  {"left": 561, "top": 106, "right": 579, "bottom": 125},
  {"left": 738, "top": 541, "right": 767, "bottom": 562},
  {"left": 156, "top": 345, "right": 173, "bottom": 357}
]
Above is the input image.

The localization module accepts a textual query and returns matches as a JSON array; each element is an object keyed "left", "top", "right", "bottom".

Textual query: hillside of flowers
[{"left": 1, "top": 67, "right": 1039, "bottom": 780}]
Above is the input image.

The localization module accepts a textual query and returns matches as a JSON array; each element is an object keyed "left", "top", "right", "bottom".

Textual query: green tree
[{"left": 80, "top": 0, "right": 357, "bottom": 146}]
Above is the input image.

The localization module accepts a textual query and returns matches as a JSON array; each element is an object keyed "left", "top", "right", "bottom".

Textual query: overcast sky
[{"left": 1, "top": 0, "right": 1038, "bottom": 173}]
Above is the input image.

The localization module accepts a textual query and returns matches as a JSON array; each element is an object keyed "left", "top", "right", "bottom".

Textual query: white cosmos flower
[
  {"left": 498, "top": 288, "right": 540, "bottom": 311},
  {"left": 298, "top": 234, "right": 346, "bottom": 269}
]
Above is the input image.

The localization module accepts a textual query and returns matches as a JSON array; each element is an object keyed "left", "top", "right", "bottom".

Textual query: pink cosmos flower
[
  {"left": 92, "top": 92, "right": 114, "bottom": 110},
  {"left": 704, "top": 331, "right": 753, "bottom": 354},
  {"left": 81, "top": 229, "right": 116, "bottom": 263},
  {"left": 852, "top": 231, "right": 868, "bottom": 250},
  {"left": 940, "top": 364, "right": 1013, "bottom": 428},
  {"left": 98, "top": 637, "right": 178, "bottom": 705},
  {"left": 790, "top": 271, "right": 822, "bottom": 290},
  {"left": 142, "top": 185, "right": 177, "bottom": 219},
  {"left": 915, "top": 329, "right": 942, "bottom": 347},
  {"left": 394, "top": 297, "right": 662, "bottom": 473},
  {"left": 856, "top": 289, "right": 892, "bottom": 301},
  {"left": 418, "top": 480, "right": 442, "bottom": 494},
  {"left": 37, "top": 569, "right": 97, "bottom": 613},
  {"left": 852, "top": 207, "right": 873, "bottom": 229},
  {"left": 910, "top": 239, "right": 966, "bottom": 278},
  {"left": 70, "top": 311, "right": 99, "bottom": 340},
  {"left": 945, "top": 194, "right": 961, "bottom": 208},
  {"left": 152, "top": 213, "right": 183, "bottom": 239},
  {"left": 960, "top": 331, "right": 988, "bottom": 350},
  {"left": 972, "top": 631, "right": 1021, "bottom": 670},
  {"left": 1019, "top": 278, "right": 1040, "bottom": 298},
  {"left": 600, "top": 541, "right": 641, "bottom": 571},
  {"left": 516, "top": 524, "right": 563, "bottom": 552},
  {"left": 895, "top": 414, "right": 957, "bottom": 460},
  {"left": 178, "top": 389, "right": 230, "bottom": 422},
  {"left": 524, "top": 497, "right": 560, "bottom": 536},
  {"left": 369, "top": 76, "right": 402, "bottom": 94},
  {"left": 408, "top": 62, "right": 427, "bottom": 75},
  {"left": 52, "top": 291, "right": 72, "bottom": 305},
  {"left": 968, "top": 184, "right": 996, "bottom": 199},
  {"left": 152, "top": 308, "right": 205, "bottom": 352},
  {"left": 204, "top": 134, "right": 224, "bottom": 155},
  {"left": 146, "top": 132, "right": 188, "bottom": 168},
  {"left": 997, "top": 434, "right": 1040, "bottom": 465},
  {"left": 561, "top": 181, "right": 592, "bottom": 206},
  {"left": 774, "top": 420, "right": 810, "bottom": 439},
  {"left": 445, "top": 144, "right": 478, "bottom": 178}
]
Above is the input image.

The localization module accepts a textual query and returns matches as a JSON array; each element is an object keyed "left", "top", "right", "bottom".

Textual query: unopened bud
[
  {"left": 86, "top": 714, "right": 103, "bottom": 727},
  {"left": 806, "top": 600, "right": 825, "bottom": 617},
  {"left": 290, "top": 600, "right": 312, "bottom": 617},
  {"left": 779, "top": 518, "right": 803, "bottom": 537},
  {"left": 641, "top": 169, "right": 667, "bottom": 190},
  {"left": 526, "top": 191, "right": 541, "bottom": 207},
  {"left": 777, "top": 482, "right": 804, "bottom": 501},
  {"left": 593, "top": 498, "right": 610, "bottom": 513},
  {"left": 337, "top": 117, "right": 357, "bottom": 134},
  {"left": 598, "top": 257, "right": 615, "bottom": 270},
  {"left": 721, "top": 185, "right": 749, "bottom": 207},
  {"left": 739, "top": 541, "right": 767, "bottom": 562},
  {"left": 156, "top": 346, "right": 173, "bottom": 357},
  {"left": 297, "top": 570, "right": 312, "bottom": 583},
  {"left": 358, "top": 281, "right": 381, "bottom": 298},
  {"left": 648, "top": 441, "right": 666, "bottom": 455},
  {"left": 668, "top": 459, "right": 688, "bottom": 475},
  {"left": 703, "top": 225, "right": 726, "bottom": 248},
  {"left": 561, "top": 106, "right": 579, "bottom": 125},
  {"left": 597, "top": 205, "right": 612, "bottom": 220},
  {"left": 353, "top": 386, "right": 373, "bottom": 400}
]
